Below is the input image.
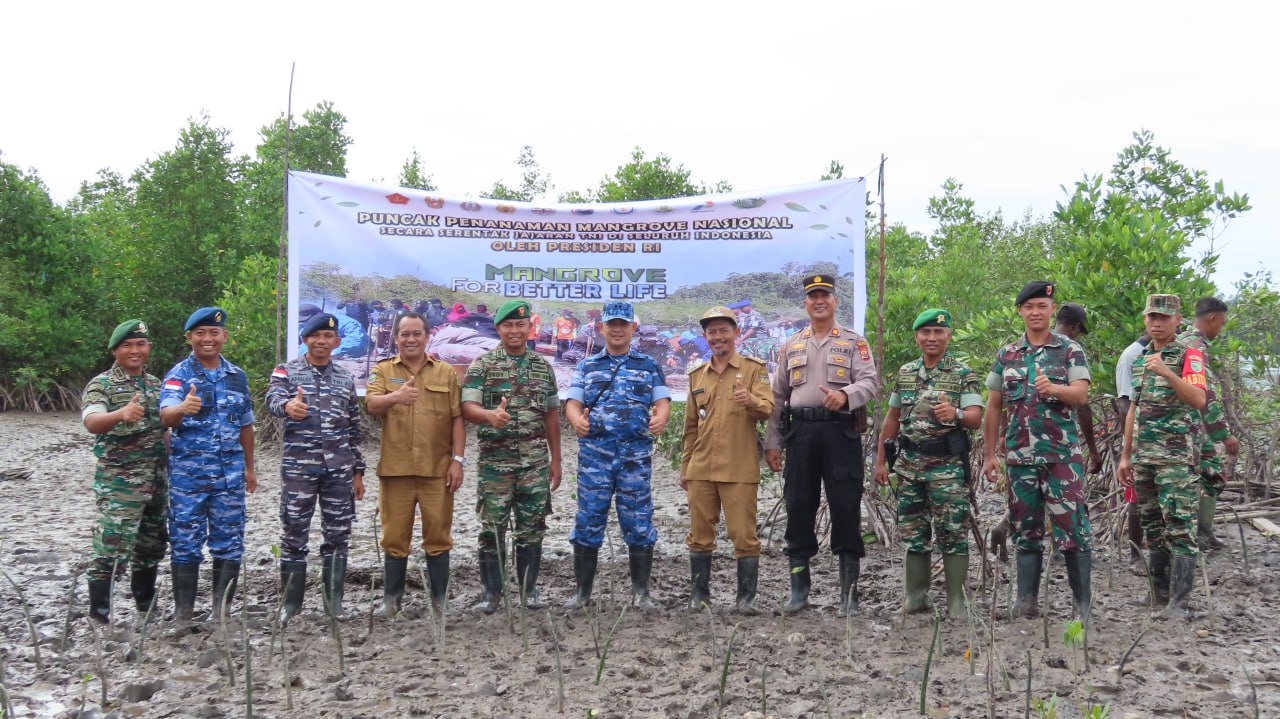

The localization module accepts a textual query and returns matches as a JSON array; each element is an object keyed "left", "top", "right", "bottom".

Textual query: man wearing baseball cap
[{"left": 1054, "top": 303, "right": 1103, "bottom": 476}]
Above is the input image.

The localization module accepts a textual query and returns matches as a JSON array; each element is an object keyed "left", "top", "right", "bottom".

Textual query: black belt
[
  {"left": 788, "top": 406, "right": 847, "bottom": 422},
  {"left": 898, "top": 435, "right": 952, "bottom": 456}
]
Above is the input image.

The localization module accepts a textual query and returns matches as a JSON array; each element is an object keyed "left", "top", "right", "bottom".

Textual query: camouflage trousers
[
  {"left": 90, "top": 461, "right": 169, "bottom": 582},
  {"left": 1007, "top": 463, "right": 1091, "bottom": 554},
  {"left": 896, "top": 468, "right": 969, "bottom": 555},
  {"left": 1198, "top": 438, "right": 1226, "bottom": 499},
  {"left": 169, "top": 480, "right": 246, "bottom": 564},
  {"left": 1134, "top": 463, "right": 1200, "bottom": 557},
  {"left": 279, "top": 466, "right": 356, "bottom": 562},
  {"left": 570, "top": 437, "right": 657, "bottom": 549},
  {"left": 477, "top": 462, "right": 551, "bottom": 552}
]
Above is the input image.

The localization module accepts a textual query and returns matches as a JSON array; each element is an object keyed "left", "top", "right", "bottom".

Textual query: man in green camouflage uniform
[
  {"left": 1119, "top": 294, "right": 1209, "bottom": 620},
  {"left": 875, "top": 309, "right": 983, "bottom": 617},
  {"left": 462, "top": 299, "right": 563, "bottom": 613},
  {"left": 1177, "top": 297, "right": 1238, "bottom": 550},
  {"left": 80, "top": 320, "right": 168, "bottom": 625}
]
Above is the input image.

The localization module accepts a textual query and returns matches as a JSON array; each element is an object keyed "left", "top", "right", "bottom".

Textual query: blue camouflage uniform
[
  {"left": 267, "top": 356, "right": 364, "bottom": 562},
  {"left": 567, "top": 348, "right": 670, "bottom": 548},
  {"left": 161, "top": 354, "right": 255, "bottom": 564}
]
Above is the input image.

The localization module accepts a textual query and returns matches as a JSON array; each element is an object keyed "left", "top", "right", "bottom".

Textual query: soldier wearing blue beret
[{"left": 159, "top": 307, "right": 257, "bottom": 624}]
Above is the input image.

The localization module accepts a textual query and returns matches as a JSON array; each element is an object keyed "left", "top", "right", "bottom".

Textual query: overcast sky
[{"left": 4, "top": 1, "right": 1274, "bottom": 293}]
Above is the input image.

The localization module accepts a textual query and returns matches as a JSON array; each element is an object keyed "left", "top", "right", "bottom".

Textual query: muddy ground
[{"left": 1, "top": 411, "right": 1278, "bottom": 718}]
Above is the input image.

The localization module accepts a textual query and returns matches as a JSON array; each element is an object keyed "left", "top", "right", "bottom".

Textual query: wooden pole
[
  {"left": 875, "top": 155, "right": 887, "bottom": 376},
  {"left": 274, "top": 62, "right": 296, "bottom": 368}
]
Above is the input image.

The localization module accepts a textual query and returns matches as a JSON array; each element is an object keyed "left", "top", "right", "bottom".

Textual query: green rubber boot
[{"left": 904, "top": 552, "right": 933, "bottom": 614}]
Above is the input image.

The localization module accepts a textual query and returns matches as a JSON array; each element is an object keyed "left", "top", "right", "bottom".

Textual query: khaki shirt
[
  {"left": 764, "top": 324, "right": 879, "bottom": 450},
  {"left": 366, "top": 356, "right": 461, "bottom": 477},
  {"left": 681, "top": 353, "right": 775, "bottom": 482}
]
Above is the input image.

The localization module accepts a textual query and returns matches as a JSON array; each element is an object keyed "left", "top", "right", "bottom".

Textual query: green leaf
[{"left": 785, "top": 202, "right": 810, "bottom": 212}]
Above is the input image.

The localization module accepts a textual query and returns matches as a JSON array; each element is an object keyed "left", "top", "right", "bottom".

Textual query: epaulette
[
  {"left": 686, "top": 359, "right": 706, "bottom": 375},
  {"left": 742, "top": 355, "right": 767, "bottom": 367}
]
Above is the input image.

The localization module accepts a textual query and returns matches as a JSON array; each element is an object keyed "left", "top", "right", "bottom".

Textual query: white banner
[{"left": 287, "top": 170, "right": 866, "bottom": 399}]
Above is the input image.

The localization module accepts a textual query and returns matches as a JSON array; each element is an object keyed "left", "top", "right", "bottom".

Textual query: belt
[{"left": 788, "top": 406, "right": 846, "bottom": 422}]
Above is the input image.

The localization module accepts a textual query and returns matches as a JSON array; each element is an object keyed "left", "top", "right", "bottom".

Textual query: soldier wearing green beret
[
  {"left": 874, "top": 309, "right": 983, "bottom": 616},
  {"left": 461, "top": 299, "right": 563, "bottom": 612},
  {"left": 80, "top": 320, "right": 169, "bottom": 625}
]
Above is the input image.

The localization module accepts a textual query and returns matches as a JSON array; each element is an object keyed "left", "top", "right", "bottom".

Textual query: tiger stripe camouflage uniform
[
  {"left": 81, "top": 366, "right": 168, "bottom": 582},
  {"left": 266, "top": 356, "right": 364, "bottom": 562},
  {"left": 1176, "top": 327, "right": 1231, "bottom": 498},
  {"left": 986, "top": 331, "right": 1092, "bottom": 553},
  {"left": 890, "top": 354, "right": 983, "bottom": 555}
]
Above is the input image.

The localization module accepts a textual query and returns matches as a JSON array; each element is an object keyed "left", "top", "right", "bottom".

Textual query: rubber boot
[
  {"left": 375, "top": 556, "right": 408, "bottom": 618},
  {"left": 1013, "top": 551, "right": 1042, "bottom": 618},
  {"left": 782, "top": 556, "right": 810, "bottom": 614},
  {"left": 1157, "top": 555, "right": 1197, "bottom": 620},
  {"left": 1127, "top": 508, "right": 1147, "bottom": 575},
  {"left": 210, "top": 559, "right": 240, "bottom": 617},
  {"left": 1063, "top": 551, "right": 1092, "bottom": 619},
  {"left": 130, "top": 566, "right": 158, "bottom": 614},
  {"left": 688, "top": 551, "right": 712, "bottom": 610},
  {"left": 629, "top": 545, "right": 656, "bottom": 609},
  {"left": 1197, "top": 494, "right": 1226, "bottom": 550},
  {"left": 278, "top": 560, "right": 307, "bottom": 624},
  {"left": 943, "top": 554, "right": 969, "bottom": 618},
  {"left": 837, "top": 554, "right": 860, "bottom": 616},
  {"left": 565, "top": 545, "right": 599, "bottom": 610},
  {"left": 1149, "top": 551, "right": 1171, "bottom": 606},
  {"left": 426, "top": 551, "right": 450, "bottom": 610},
  {"left": 88, "top": 578, "right": 112, "bottom": 625},
  {"left": 476, "top": 550, "right": 502, "bottom": 615},
  {"left": 171, "top": 563, "right": 199, "bottom": 623},
  {"left": 322, "top": 555, "right": 347, "bottom": 619},
  {"left": 735, "top": 556, "right": 759, "bottom": 614},
  {"left": 515, "top": 544, "right": 546, "bottom": 609},
  {"left": 904, "top": 552, "right": 933, "bottom": 614}
]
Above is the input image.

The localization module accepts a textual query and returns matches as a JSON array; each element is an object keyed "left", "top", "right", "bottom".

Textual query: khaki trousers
[
  {"left": 685, "top": 480, "right": 760, "bottom": 557},
  {"left": 379, "top": 476, "right": 454, "bottom": 558}
]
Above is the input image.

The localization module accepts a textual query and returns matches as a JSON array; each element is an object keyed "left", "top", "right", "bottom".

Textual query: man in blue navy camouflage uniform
[
  {"left": 564, "top": 301, "right": 671, "bottom": 609},
  {"left": 268, "top": 311, "right": 365, "bottom": 623},
  {"left": 160, "top": 307, "right": 257, "bottom": 623}
]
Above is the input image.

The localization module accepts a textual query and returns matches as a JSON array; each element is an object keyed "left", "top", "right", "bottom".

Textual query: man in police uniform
[
  {"left": 980, "top": 282, "right": 1092, "bottom": 619},
  {"left": 564, "top": 301, "right": 671, "bottom": 609},
  {"left": 81, "top": 320, "right": 168, "bottom": 625},
  {"left": 160, "top": 307, "right": 257, "bottom": 623},
  {"left": 1178, "top": 297, "right": 1239, "bottom": 550},
  {"left": 874, "top": 309, "right": 983, "bottom": 617},
  {"left": 267, "top": 312, "right": 366, "bottom": 622},
  {"left": 462, "top": 300, "right": 562, "bottom": 612},
  {"left": 765, "top": 274, "right": 879, "bottom": 615},
  {"left": 682, "top": 306, "right": 775, "bottom": 612},
  {"left": 1119, "top": 294, "right": 1209, "bottom": 619},
  {"left": 366, "top": 312, "right": 465, "bottom": 615}
]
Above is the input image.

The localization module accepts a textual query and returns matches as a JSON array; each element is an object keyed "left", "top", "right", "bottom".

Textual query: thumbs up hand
[
  {"left": 180, "top": 383, "right": 203, "bottom": 416},
  {"left": 120, "top": 394, "right": 145, "bottom": 423},
  {"left": 931, "top": 395, "right": 957, "bottom": 423},
  {"left": 285, "top": 386, "right": 309, "bottom": 420},
  {"left": 732, "top": 374, "right": 750, "bottom": 407},
  {"left": 395, "top": 374, "right": 420, "bottom": 405},
  {"left": 818, "top": 384, "right": 847, "bottom": 411},
  {"left": 1032, "top": 364, "right": 1056, "bottom": 399},
  {"left": 489, "top": 396, "right": 512, "bottom": 429},
  {"left": 571, "top": 406, "right": 591, "bottom": 437}
]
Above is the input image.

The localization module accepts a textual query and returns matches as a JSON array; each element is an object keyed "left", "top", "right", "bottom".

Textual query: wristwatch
[
  {"left": 955, "top": 407, "right": 966, "bottom": 422},
  {"left": 452, "top": 455, "right": 467, "bottom": 466}
]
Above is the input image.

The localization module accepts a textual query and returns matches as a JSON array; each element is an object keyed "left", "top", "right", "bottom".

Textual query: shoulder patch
[{"left": 855, "top": 338, "right": 871, "bottom": 360}]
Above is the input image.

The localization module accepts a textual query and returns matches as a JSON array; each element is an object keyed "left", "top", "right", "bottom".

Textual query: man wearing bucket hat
[
  {"left": 80, "top": 319, "right": 168, "bottom": 625},
  {"left": 462, "top": 299, "right": 562, "bottom": 612},
  {"left": 267, "top": 311, "right": 365, "bottom": 623}
]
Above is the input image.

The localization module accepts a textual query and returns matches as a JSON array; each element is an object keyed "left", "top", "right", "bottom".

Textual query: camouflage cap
[
  {"left": 1144, "top": 294, "right": 1181, "bottom": 316},
  {"left": 108, "top": 319, "right": 149, "bottom": 350},
  {"left": 494, "top": 299, "right": 532, "bottom": 324},
  {"left": 699, "top": 306, "right": 738, "bottom": 328}
]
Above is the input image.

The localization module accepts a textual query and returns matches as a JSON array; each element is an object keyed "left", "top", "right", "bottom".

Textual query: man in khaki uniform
[
  {"left": 765, "top": 274, "right": 879, "bottom": 615},
  {"left": 681, "top": 306, "right": 775, "bottom": 613},
  {"left": 366, "top": 312, "right": 466, "bottom": 614}
]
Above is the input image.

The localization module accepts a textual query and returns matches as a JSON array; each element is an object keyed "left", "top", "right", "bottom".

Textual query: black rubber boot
[
  {"left": 837, "top": 554, "right": 860, "bottom": 616},
  {"left": 1063, "top": 551, "right": 1092, "bottom": 619},
  {"left": 1013, "top": 551, "right": 1042, "bottom": 618},
  {"left": 278, "top": 560, "right": 307, "bottom": 624},
  {"left": 1150, "top": 551, "right": 1171, "bottom": 606},
  {"left": 375, "top": 556, "right": 408, "bottom": 618},
  {"left": 630, "top": 545, "right": 656, "bottom": 609},
  {"left": 735, "top": 556, "right": 759, "bottom": 614},
  {"left": 130, "top": 566, "right": 158, "bottom": 613},
  {"left": 1157, "top": 555, "right": 1197, "bottom": 620},
  {"left": 171, "top": 563, "right": 199, "bottom": 623},
  {"left": 210, "top": 559, "right": 240, "bottom": 616},
  {"left": 565, "top": 545, "right": 599, "bottom": 610},
  {"left": 476, "top": 550, "right": 502, "bottom": 615},
  {"left": 322, "top": 555, "right": 347, "bottom": 619},
  {"left": 426, "top": 551, "right": 450, "bottom": 610},
  {"left": 515, "top": 544, "right": 546, "bottom": 609},
  {"left": 782, "top": 556, "right": 811, "bottom": 615},
  {"left": 688, "top": 551, "right": 712, "bottom": 610},
  {"left": 88, "top": 578, "right": 112, "bottom": 625}
]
